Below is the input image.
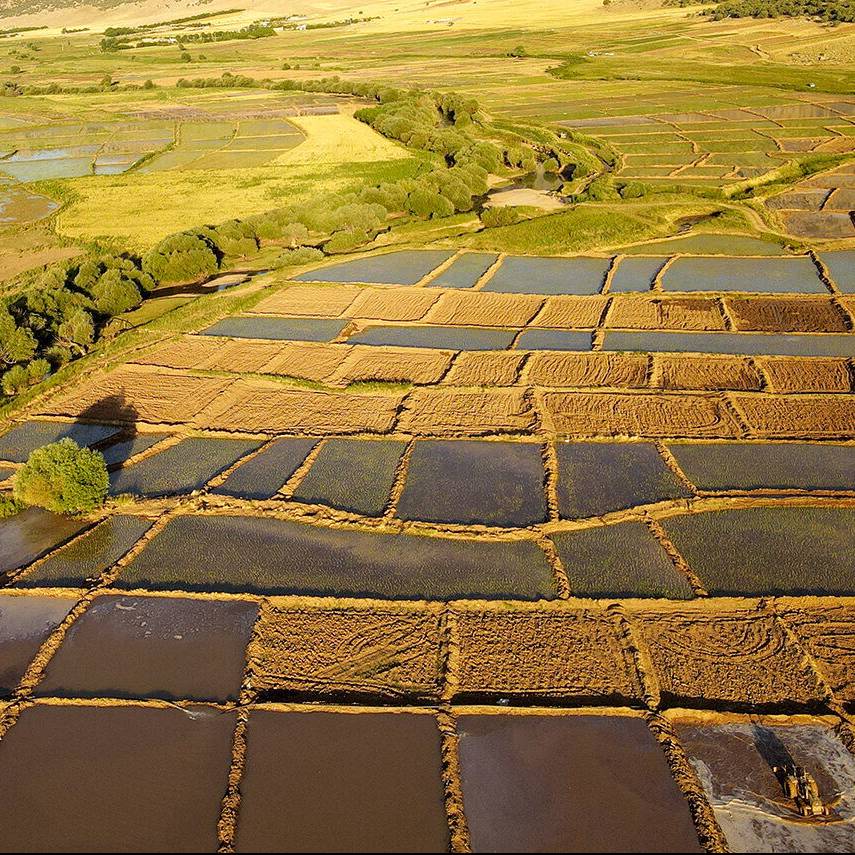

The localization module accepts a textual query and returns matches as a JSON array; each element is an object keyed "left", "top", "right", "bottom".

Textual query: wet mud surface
[
  {"left": 456, "top": 713, "right": 701, "bottom": 852},
  {"left": 37, "top": 595, "right": 258, "bottom": 701},
  {"left": 236, "top": 710, "right": 449, "bottom": 852},
  {"left": 677, "top": 721, "right": 855, "bottom": 852},
  {"left": 0, "top": 702, "right": 235, "bottom": 852}
]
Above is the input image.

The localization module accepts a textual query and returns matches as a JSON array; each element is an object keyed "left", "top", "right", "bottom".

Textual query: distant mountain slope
[{"left": 0, "top": 0, "right": 353, "bottom": 27}]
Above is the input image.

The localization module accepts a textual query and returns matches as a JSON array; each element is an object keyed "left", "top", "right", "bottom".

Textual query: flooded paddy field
[
  {"left": 0, "top": 185, "right": 59, "bottom": 226},
  {"left": 2, "top": 16, "right": 855, "bottom": 854},
  {"left": 2, "top": 245, "right": 855, "bottom": 851},
  {"left": 0, "top": 119, "right": 175, "bottom": 183},
  {"left": 288, "top": 248, "right": 855, "bottom": 296},
  {"left": 1, "top": 578, "right": 855, "bottom": 851},
  {"left": 560, "top": 101, "right": 855, "bottom": 195}
]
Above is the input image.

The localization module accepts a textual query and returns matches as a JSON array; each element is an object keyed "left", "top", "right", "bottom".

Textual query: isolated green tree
[{"left": 14, "top": 438, "right": 109, "bottom": 515}]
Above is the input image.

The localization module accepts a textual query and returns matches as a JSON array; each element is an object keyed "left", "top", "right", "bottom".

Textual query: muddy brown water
[
  {"left": 0, "top": 508, "right": 90, "bottom": 576},
  {"left": 0, "top": 703, "right": 235, "bottom": 852},
  {"left": 677, "top": 722, "right": 855, "bottom": 853},
  {"left": 0, "top": 595, "right": 76, "bottom": 695},
  {"left": 36, "top": 595, "right": 258, "bottom": 702},
  {"left": 456, "top": 713, "right": 701, "bottom": 852},
  {"left": 235, "top": 710, "right": 449, "bottom": 852}
]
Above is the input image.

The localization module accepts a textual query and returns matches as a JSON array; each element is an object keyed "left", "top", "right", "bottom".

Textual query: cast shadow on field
[{"left": 79, "top": 393, "right": 140, "bottom": 446}]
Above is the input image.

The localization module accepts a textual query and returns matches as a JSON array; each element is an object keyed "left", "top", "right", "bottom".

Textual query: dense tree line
[
  {"left": 702, "top": 0, "right": 855, "bottom": 21},
  {"left": 102, "top": 9, "right": 245, "bottom": 36},
  {"left": 101, "top": 24, "right": 275, "bottom": 52}
]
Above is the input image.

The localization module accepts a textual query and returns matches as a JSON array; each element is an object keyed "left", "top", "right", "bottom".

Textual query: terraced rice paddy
[
  {"left": 3, "top": 11, "right": 855, "bottom": 851},
  {"left": 560, "top": 100, "right": 855, "bottom": 191},
  {"left": 768, "top": 164, "right": 855, "bottom": 240},
  {"left": 0, "top": 120, "right": 175, "bottom": 181},
  {"left": 2, "top": 247, "right": 854, "bottom": 850}
]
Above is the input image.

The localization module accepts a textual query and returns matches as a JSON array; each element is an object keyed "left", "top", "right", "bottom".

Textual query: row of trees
[
  {"left": 101, "top": 23, "right": 276, "bottom": 53},
  {"left": 702, "top": 0, "right": 855, "bottom": 21}
]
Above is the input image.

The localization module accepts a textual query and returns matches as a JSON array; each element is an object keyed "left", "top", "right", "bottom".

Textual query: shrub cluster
[
  {"left": 1, "top": 253, "right": 153, "bottom": 397},
  {"left": 702, "top": 0, "right": 855, "bottom": 22}
]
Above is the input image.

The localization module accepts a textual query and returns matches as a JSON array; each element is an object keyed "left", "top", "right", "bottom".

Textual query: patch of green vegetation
[
  {"left": 704, "top": 0, "right": 855, "bottom": 23},
  {"left": 464, "top": 198, "right": 727, "bottom": 254},
  {"left": 547, "top": 54, "right": 854, "bottom": 94},
  {"left": 14, "top": 438, "right": 108, "bottom": 515},
  {"left": 0, "top": 493, "right": 18, "bottom": 518}
]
